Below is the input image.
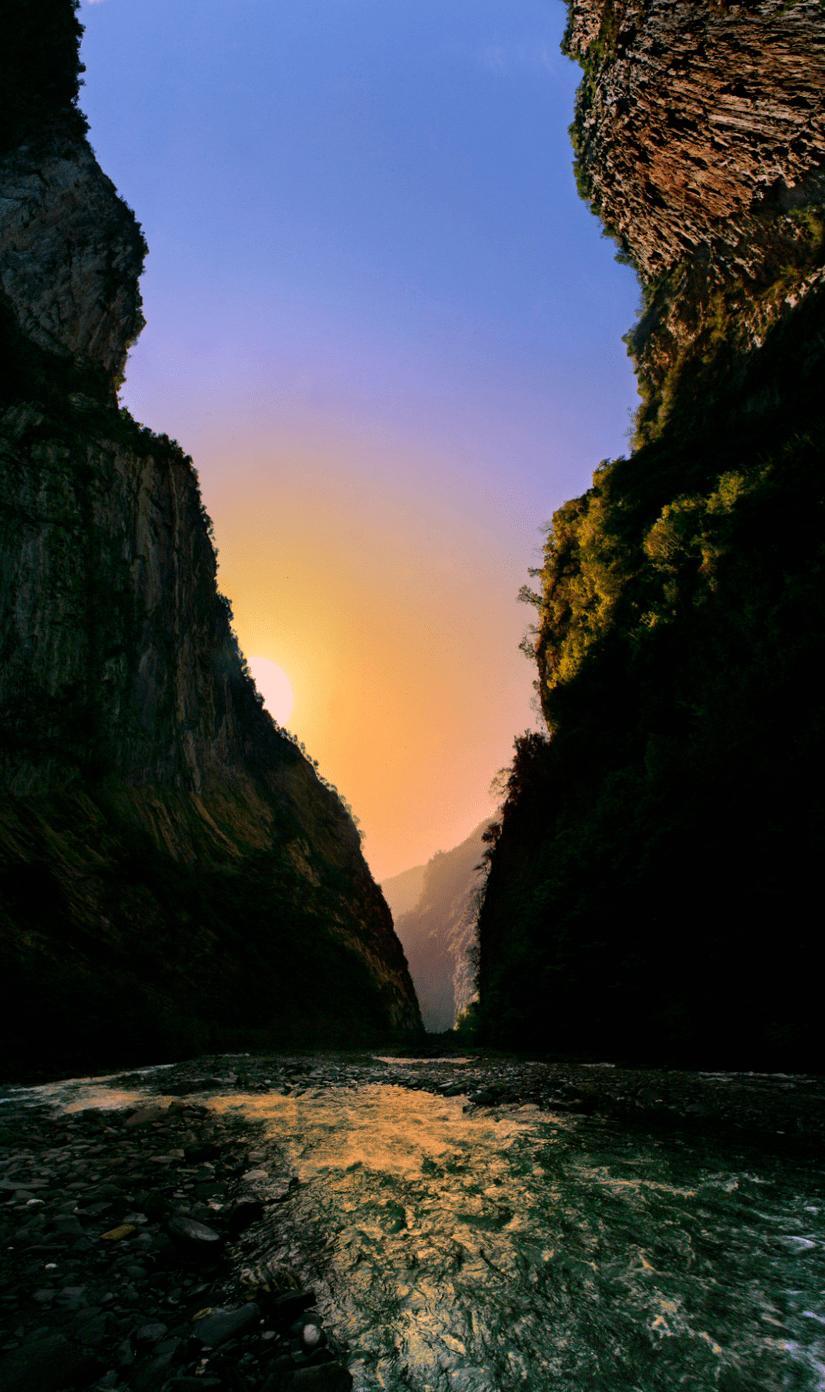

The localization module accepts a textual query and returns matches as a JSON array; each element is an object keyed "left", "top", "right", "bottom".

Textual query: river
[{"left": 3, "top": 1053, "right": 824, "bottom": 1391}]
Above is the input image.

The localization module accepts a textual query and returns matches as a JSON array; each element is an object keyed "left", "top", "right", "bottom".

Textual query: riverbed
[{"left": 1, "top": 1052, "right": 824, "bottom": 1391}]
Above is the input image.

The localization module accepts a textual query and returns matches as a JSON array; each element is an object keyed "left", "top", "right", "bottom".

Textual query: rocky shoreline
[{"left": 1, "top": 1050, "right": 823, "bottom": 1392}]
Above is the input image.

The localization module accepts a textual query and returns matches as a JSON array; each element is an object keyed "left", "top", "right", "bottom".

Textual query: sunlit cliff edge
[
  {"left": 478, "top": 0, "right": 825, "bottom": 1066},
  {"left": 0, "top": 2, "right": 420, "bottom": 1077}
]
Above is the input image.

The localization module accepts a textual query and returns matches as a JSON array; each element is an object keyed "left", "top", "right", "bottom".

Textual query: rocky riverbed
[{"left": 1, "top": 1051, "right": 824, "bottom": 1392}]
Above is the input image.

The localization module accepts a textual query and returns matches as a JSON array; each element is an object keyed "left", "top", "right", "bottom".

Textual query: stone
[
  {"left": 134, "top": 1321, "right": 169, "bottom": 1343},
  {"left": 270, "top": 1290, "right": 317, "bottom": 1323},
  {"left": 130, "top": 1349, "right": 177, "bottom": 1391},
  {"left": 77, "top": 1183, "right": 124, "bottom": 1206},
  {"left": 260, "top": 1354, "right": 299, "bottom": 1391},
  {"left": 167, "top": 1216, "right": 222, "bottom": 1263},
  {"left": 55, "top": 1285, "right": 87, "bottom": 1307},
  {"left": 182, "top": 1141, "right": 221, "bottom": 1162},
  {"left": 124, "top": 1107, "right": 169, "bottom": 1130},
  {"left": 142, "top": 1191, "right": 172, "bottom": 1222},
  {"left": 226, "top": 1197, "right": 265, "bottom": 1233},
  {"left": 293, "top": 1368, "right": 353, "bottom": 1390},
  {"left": 100, "top": 1224, "right": 137, "bottom": 1242},
  {"left": 193, "top": 1302, "right": 260, "bottom": 1347},
  {"left": 164, "top": 1380, "right": 222, "bottom": 1391},
  {"left": 262, "top": 1362, "right": 353, "bottom": 1392},
  {"left": 77, "top": 1314, "right": 109, "bottom": 1346}
]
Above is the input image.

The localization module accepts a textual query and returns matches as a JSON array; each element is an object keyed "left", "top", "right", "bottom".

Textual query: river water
[{"left": 6, "top": 1055, "right": 825, "bottom": 1392}]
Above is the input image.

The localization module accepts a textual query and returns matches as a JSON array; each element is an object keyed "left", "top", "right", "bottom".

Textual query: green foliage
[
  {"left": 455, "top": 1000, "right": 481, "bottom": 1042},
  {"left": 480, "top": 290, "right": 825, "bottom": 1067},
  {"left": 0, "top": 0, "right": 88, "bottom": 158}
]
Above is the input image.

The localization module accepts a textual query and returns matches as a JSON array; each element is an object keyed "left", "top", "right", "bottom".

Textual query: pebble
[
  {"left": 194, "top": 1302, "right": 260, "bottom": 1347},
  {"left": 167, "top": 1215, "right": 223, "bottom": 1262},
  {"left": 1, "top": 1049, "right": 823, "bottom": 1392},
  {"left": 0, "top": 1069, "right": 353, "bottom": 1392}
]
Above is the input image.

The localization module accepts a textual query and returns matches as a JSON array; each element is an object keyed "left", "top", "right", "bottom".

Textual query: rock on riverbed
[
  {"left": 2, "top": 1049, "right": 824, "bottom": 1391},
  {"left": 0, "top": 1090, "right": 352, "bottom": 1392}
]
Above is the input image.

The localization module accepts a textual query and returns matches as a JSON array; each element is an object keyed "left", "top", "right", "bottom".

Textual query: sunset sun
[{"left": 248, "top": 655, "right": 294, "bottom": 726}]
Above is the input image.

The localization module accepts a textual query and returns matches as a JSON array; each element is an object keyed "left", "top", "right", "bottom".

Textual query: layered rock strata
[{"left": 565, "top": 0, "right": 825, "bottom": 436}]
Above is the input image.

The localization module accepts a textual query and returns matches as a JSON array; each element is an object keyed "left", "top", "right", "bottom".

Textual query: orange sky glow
[
  {"left": 208, "top": 418, "right": 537, "bottom": 882},
  {"left": 79, "top": 0, "right": 641, "bottom": 886}
]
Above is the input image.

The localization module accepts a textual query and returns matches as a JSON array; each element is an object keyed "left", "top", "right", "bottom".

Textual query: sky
[{"left": 78, "top": 0, "right": 640, "bottom": 882}]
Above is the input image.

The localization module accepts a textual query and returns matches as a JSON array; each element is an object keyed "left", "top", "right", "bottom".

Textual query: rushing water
[{"left": 6, "top": 1058, "right": 825, "bottom": 1392}]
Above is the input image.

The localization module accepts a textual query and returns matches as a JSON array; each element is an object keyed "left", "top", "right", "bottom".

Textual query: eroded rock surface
[
  {"left": 0, "top": 131, "right": 146, "bottom": 378},
  {"left": 565, "top": 0, "right": 825, "bottom": 434}
]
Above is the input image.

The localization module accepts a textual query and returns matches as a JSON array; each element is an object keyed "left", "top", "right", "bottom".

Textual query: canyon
[{"left": 383, "top": 822, "right": 489, "bottom": 1034}]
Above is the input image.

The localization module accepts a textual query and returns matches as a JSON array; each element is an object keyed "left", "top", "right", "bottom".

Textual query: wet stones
[
  {"left": 192, "top": 1303, "right": 260, "bottom": 1348},
  {"left": 261, "top": 1355, "right": 352, "bottom": 1392},
  {"left": 299, "top": 1321, "right": 324, "bottom": 1351},
  {"left": 0, "top": 1094, "right": 354, "bottom": 1392},
  {"left": 182, "top": 1141, "right": 221, "bottom": 1164},
  {"left": 0, "top": 1333, "right": 104, "bottom": 1391},
  {"left": 269, "top": 1290, "right": 317, "bottom": 1322},
  {"left": 166, "top": 1217, "right": 223, "bottom": 1265}
]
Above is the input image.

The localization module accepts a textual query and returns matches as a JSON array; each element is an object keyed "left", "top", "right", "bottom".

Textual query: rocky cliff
[
  {"left": 389, "top": 823, "right": 489, "bottom": 1033},
  {"left": 478, "top": 0, "right": 825, "bottom": 1066},
  {"left": 0, "top": 2, "right": 420, "bottom": 1076}
]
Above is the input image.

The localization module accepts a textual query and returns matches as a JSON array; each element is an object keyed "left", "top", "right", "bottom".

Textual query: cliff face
[
  {"left": 0, "top": 132, "right": 145, "bottom": 379},
  {"left": 390, "top": 823, "right": 488, "bottom": 1033},
  {"left": 478, "top": 0, "right": 825, "bottom": 1065},
  {"left": 566, "top": 0, "right": 825, "bottom": 437},
  {"left": 0, "top": 15, "right": 420, "bottom": 1075}
]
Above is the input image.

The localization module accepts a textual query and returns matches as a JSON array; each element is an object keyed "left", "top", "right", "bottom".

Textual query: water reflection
[
  {"left": 207, "top": 1082, "right": 824, "bottom": 1392},
  {"left": 6, "top": 1062, "right": 825, "bottom": 1392}
]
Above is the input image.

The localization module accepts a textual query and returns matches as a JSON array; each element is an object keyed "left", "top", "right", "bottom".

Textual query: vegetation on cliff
[
  {"left": 0, "top": 0, "right": 420, "bottom": 1076},
  {"left": 1, "top": 0, "right": 88, "bottom": 160},
  {"left": 478, "top": 0, "right": 825, "bottom": 1067}
]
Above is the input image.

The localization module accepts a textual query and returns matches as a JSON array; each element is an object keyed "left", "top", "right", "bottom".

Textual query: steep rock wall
[
  {"left": 0, "top": 131, "right": 145, "bottom": 377},
  {"left": 0, "top": 26, "right": 419, "bottom": 1074},
  {"left": 566, "top": 0, "right": 825, "bottom": 437},
  {"left": 478, "top": 0, "right": 825, "bottom": 1066}
]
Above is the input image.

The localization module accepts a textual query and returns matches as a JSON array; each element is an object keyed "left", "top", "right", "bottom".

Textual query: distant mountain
[
  {"left": 385, "top": 822, "right": 491, "bottom": 1033},
  {"left": 381, "top": 862, "right": 428, "bottom": 923}
]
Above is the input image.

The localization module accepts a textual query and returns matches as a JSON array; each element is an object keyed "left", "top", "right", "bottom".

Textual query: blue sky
[{"left": 79, "top": 0, "right": 640, "bottom": 879}]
